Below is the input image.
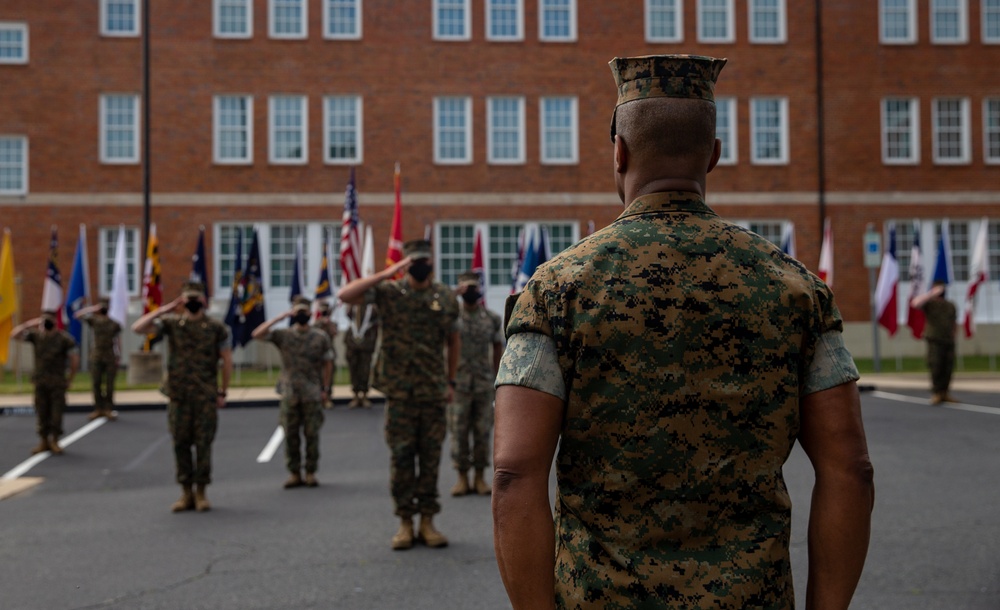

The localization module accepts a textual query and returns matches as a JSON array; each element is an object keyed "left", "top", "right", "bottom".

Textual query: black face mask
[
  {"left": 409, "top": 260, "right": 433, "bottom": 282},
  {"left": 292, "top": 312, "right": 311, "bottom": 326},
  {"left": 99, "top": 307, "right": 108, "bottom": 316},
  {"left": 184, "top": 299, "right": 204, "bottom": 313},
  {"left": 461, "top": 289, "right": 481, "bottom": 304},
  {"left": 43, "top": 319, "right": 55, "bottom": 330}
]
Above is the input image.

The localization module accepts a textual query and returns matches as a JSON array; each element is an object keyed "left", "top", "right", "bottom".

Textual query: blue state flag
[
  {"left": 235, "top": 230, "right": 266, "bottom": 347},
  {"left": 65, "top": 226, "right": 89, "bottom": 344},
  {"left": 190, "top": 227, "right": 210, "bottom": 297},
  {"left": 315, "top": 232, "right": 332, "bottom": 299},
  {"left": 289, "top": 236, "right": 303, "bottom": 302},
  {"left": 224, "top": 230, "right": 244, "bottom": 347},
  {"left": 932, "top": 220, "right": 953, "bottom": 285}
]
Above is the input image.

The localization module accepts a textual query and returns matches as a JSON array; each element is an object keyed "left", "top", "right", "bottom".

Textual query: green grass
[{"left": 852, "top": 355, "right": 999, "bottom": 375}]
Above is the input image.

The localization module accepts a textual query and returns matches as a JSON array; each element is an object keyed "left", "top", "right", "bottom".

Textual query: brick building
[{"left": 1, "top": 0, "right": 998, "bottom": 363}]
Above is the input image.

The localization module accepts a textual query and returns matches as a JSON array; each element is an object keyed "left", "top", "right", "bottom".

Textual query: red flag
[
  {"left": 817, "top": 218, "right": 833, "bottom": 287},
  {"left": 906, "top": 221, "right": 926, "bottom": 339},
  {"left": 339, "top": 168, "right": 362, "bottom": 285},
  {"left": 875, "top": 223, "right": 899, "bottom": 336},
  {"left": 386, "top": 162, "right": 404, "bottom": 273},
  {"left": 472, "top": 227, "right": 485, "bottom": 300}
]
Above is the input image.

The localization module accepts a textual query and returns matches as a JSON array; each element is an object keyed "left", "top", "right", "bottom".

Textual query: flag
[
  {"left": 340, "top": 167, "right": 362, "bottom": 284},
  {"left": 0, "top": 229, "right": 18, "bottom": 365},
  {"left": 472, "top": 227, "right": 486, "bottom": 296},
  {"left": 931, "top": 220, "right": 953, "bottom": 286},
  {"left": 234, "top": 229, "right": 265, "bottom": 347},
  {"left": 142, "top": 223, "right": 162, "bottom": 316},
  {"left": 510, "top": 227, "right": 527, "bottom": 294},
  {"left": 107, "top": 225, "right": 129, "bottom": 329},
  {"left": 513, "top": 224, "right": 550, "bottom": 292},
  {"left": 781, "top": 221, "right": 797, "bottom": 259},
  {"left": 963, "top": 218, "right": 990, "bottom": 338},
  {"left": 289, "top": 233, "right": 304, "bottom": 302},
  {"left": 65, "top": 225, "right": 89, "bottom": 345},
  {"left": 190, "top": 226, "right": 210, "bottom": 298},
  {"left": 361, "top": 224, "right": 375, "bottom": 279},
  {"left": 223, "top": 229, "right": 244, "bottom": 347},
  {"left": 315, "top": 230, "right": 332, "bottom": 300},
  {"left": 41, "top": 227, "right": 64, "bottom": 327},
  {"left": 586, "top": 220, "right": 596, "bottom": 236},
  {"left": 874, "top": 222, "right": 899, "bottom": 336},
  {"left": 906, "top": 221, "right": 926, "bottom": 339},
  {"left": 386, "top": 162, "right": 404, "bottom": 272},
  {"left": 817, "top": 217, "right": 833, "bottom": 287}
]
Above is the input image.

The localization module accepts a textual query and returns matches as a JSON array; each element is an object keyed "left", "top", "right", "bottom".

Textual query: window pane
[
  {"left": 438, "top": 224, "right": 475, "bottom": 286},
  {"left": 881, "top": 0, "right": 913, "bottom": 40},
  {"left": 269, "top": 224, "right": 307, "bottom": 287},
  {"left": 326, "top": 0, "right": 358, "bottom": 36},
  {"left": 985, "top": 99, "right": 1000, "bottom": 162},
  {"left": 541, "top": 97, "right": 575, "bottom": 162},
  {"left": 437, "top": 0, "right": 467, "bottom": 37},
  {"left": 489, "top": 97, "right": 522, "bottom": 162},
  {"left": 541, "top": 0, "right": 572, "bottom": 38},
  {"left": 700, "top": 0, "right": 731, "bottom": 40},
  {"left": 102, "top": 227, "right": 138, "bottom": 293},
  {"left": 716, "top": 98, "right": 735, "bottom": 162},
  {"left": 934, "top": 98, "right": 966, "bottom": 161},
  {"left": 489, "top": 0, "right": 519, "bottom": 38},
  {"left": 986, "top": 0, "right": 1000, "bottom": 40},
  {"left": 326, "top": 96, "right": 359, "bottom": 161},
  {"left": 750, "top": 0, "right": 782, "bottom": 40},
  {"left": 105, "top": 0, "right": 137, "bottom": 33},
  {"left": 436, "top": 97, "right": 469, "bottom": 161},
  {"left": 271, "top": 96, "right": 305, "bottom": 161},
  {"left": 648, "top": 0, "right": 681, "bottom": 40},
  {"left": 274, "top": 0, "right": 305, "bottom": 35},
  {"left": 0, "top": 137, "right": 26, "bottom": 193},
  {"left": 752, "top": 98, "right": 784, "bottom": 161}
]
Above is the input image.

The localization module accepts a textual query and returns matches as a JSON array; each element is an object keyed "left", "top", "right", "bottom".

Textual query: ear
[
  {"left": 706, "top": 138, "right": 722, "bottom": 173},
  {"left": 614, "top": 135, "right": 628, "bottom": 175}
]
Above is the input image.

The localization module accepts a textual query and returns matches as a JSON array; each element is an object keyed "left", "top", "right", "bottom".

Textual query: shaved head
[{"left": 615, "top": 97, "right": 717, "bottom": 174}]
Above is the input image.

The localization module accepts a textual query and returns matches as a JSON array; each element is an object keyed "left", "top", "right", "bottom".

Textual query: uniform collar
[{"left": 617, "top": 191, "right": 715, "bottom": 221}]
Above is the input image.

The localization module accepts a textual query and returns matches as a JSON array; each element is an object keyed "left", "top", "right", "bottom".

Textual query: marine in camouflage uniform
[
  {"left": 345, "top": 304, "right": 379, "bottom": 408},
  {"left": 449, "top": 271, "right": 504, "bottom": 497},
  {"left": 133, "top": 281, "right": 232, "bottom": 513},
  {"left": 338, "top": 239, "right": 459, "bottom": 550},
  {"left": 253, "top": 297, "right": 334, "bottom": 488},
  {"left": 76, "top": 298, "right": 121, "bottom": 421},
  {"left": 311, "top": 300, "right": 338, "bottom": 409},
  {"left": 12, "top": 311, "right": 79, "bottom": 455},
  {"left": 492, "top": 55, "right": 875, "bottom": 609},
  {"left": 914, "top": 282, "right": 958, "bottom": 404}
]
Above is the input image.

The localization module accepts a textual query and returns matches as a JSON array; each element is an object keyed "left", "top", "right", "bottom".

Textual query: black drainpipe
[{"left": 815, "top": 0, "right": 827, "bottom": 242}]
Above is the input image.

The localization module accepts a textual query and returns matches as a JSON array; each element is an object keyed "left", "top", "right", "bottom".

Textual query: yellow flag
[{"left": 0, "top": 229, "right": 18, "bottom": 365}]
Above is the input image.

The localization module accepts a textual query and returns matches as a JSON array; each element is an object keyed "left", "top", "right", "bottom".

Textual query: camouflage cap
[
  {"left": 403, "top": 239, "right": 432, "bottom": 260},
  {"left": 609, "top": 54, "right": 727, "bottom": 141},
  {"left": 458, "top": 272, "right": 480, "bottom": 287},
  {"left": 181, "top": 281, "right": 206, "bottom": 298},
  {"left": 41, "top": 310, "right": 58, "bottom": 320},
  {"left": 315, "top": 300, "right": 332, "bottom": 313},
  {"left": 291, "top": 295, "right": 312, "bottom": 312},
  {"left": 97, "top": 297, "right": 110, "bottom": 307}
]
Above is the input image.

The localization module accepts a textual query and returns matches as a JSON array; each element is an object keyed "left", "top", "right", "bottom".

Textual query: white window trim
[
  {"left": 100, "top": 0, "right": 141, "bottom": 37},
  {"left": 433, "top": 0, "right": 472, "bottom": 41},
  {"left": 269, "top": 0, "right": 308, "bottom": 40},
  {"left": 984, "top": 0, "right": 1000, "bottom": 43},
  {"left": 930, "top": 0, "right": 969, "bottom": 44},
  {"left": 748, "top": 0, "right": 786, "bottom": 44},
  {"left": 99, "top": 94, "right": 140, "bottom": 165},
  {"left": 538, "top": 0, "right": 577, "bottom": 42},
  {"left": 323, "top": 0, "right": 363, "bottom": 40},
  {"left": 880, "top": 0, "right": 917, "bottom": 44},
  {"left": 716, "top": 97, "right": 738, "bottom": 165},
  {"left": 433, "top": 96, "right": 473, "bottom": 165},
  {"left": 486, "top": 0, "right": 524, "bottom": 41},
  {"left": 213, "top": 95, "right": 254, "bottom": 165},
  {"left": 645, "top": 0, "right": 684, "bottom": 42},
  {"left": 487, "top": 96, "right": 526, "bottom": 165},
  {"left": 323, "top": 95, "right": 364, "bottom": 165},
  {"left": 539, "top": 96, "right": 579, "bottom": 165},
  {"left": 0, "top": 136, "right": 28, "bottom": 196},
  {"left": 213, "top": 0, "right": 254, "bottom": 39},
  {"left": 698, "top": 0, "right": 735, "bottom": 43},
  {"left": 98, "top": 226, "right": 141, "bottom": 297},
  {"left": 0, "top": 22, "right": 28, "bottom": 64},
  {"left": 985, "top": 98, "right": 1000, "bottom": 164},
  {"left": 268, "top": 95, "right": 309, "bottom": 165},
  {"left": 881, "top": 97, "right": 921, "bottom": 165},
  {"left": 932, "top": 97, "right": 971, "bottom": 165},
  {"left": 750, "top": 97, "right": 789, "bottom": 165}
]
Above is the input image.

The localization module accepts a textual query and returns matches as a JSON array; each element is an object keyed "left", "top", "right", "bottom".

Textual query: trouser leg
[
  {"left": 385, "top": 399, "right": 419, "bottom": 519},
  {"left": 415, "top": 400, "right": 447, "bottom": 517},
  {"left": 281, "top": 398, "right": 303, "bottom": 474},
  {"left": 303, "top": 402, "right": 323, "bottom": 473},
  {"left": 470, "top": 390, "right": 494, "bottom": 471}
]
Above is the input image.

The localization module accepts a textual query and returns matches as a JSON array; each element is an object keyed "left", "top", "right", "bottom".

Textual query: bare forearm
[
  {"left": 251, "top": 313, "right": 285, "bottom": 340},
  {"left": 338, "top": 271, "right": 387, "bottom": 305},
  {"left": 493, "top": 474, "right": 556, "bottom": 610}
]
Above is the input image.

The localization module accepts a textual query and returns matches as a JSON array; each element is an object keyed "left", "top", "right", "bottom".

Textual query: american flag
[{"left": 339, "top": 168, "right": 362, "bottom": 284}]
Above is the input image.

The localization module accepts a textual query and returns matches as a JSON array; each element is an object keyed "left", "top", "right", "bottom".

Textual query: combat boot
[
  {"left": 48, "top": 434, "right": 63, "bottom": 455},
  {"left": 929, "top": 393, "right": 944, "bottom": 405},
  {"left": 304, "top": 472, "right": 318, "bottom": 487},
  {"left": 391, "top": 518, "right": 415, "bottom": 550},
  {"left": 417, "top": 515, "right": 448, "bottom": 548},
  {"left": 103, "top": 408, "right": 118, "bottom": 422},
  {"left": 473, "top": 469, "right": 491, "bottom": 495},
  {"left": 348, "top": 393, "right": 361, "bottom": 409},
  {"left": 87, "top": 409, "right": 102, "bottom": 421},
  {"left": 284, "top": 472, "right": 303, "bottom": 489},
  {"left": 361, "top": 395, "right": 372, "bottom": 408},
  {"left": 194, "top": 484, "right": 211, "bottom": 512},
  {"left": 451, "top": 471, "right": 469, "bottom": 496},
  {"left": 30, "top": 436, "right": 50, "bottom": 455},
  {"left": 171, "top": 485, "right": 195, "bottom": 512}
]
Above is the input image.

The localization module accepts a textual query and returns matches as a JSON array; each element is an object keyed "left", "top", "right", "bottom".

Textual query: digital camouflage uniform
[
  {"left": 449, "top": 305, "right": 503, "bottom": 473},
  {"left": 85, "top": 314, "right": 121, "bottom": 413},
  {"left": 498, "top": 191, "right": 860, "bottom": 609},
  {"left": 156, "top": 315, "right": 230, "bottom": 487},
  {"left": 366, "top": 279, "right": 458, "bottom": 518},
  {"left": 24, "top": 328, "right": 78, "bottom": 438},
  {"left": 260, "top": 326, "right": 333, "bottom": 475},
  {"left": 345, "top": 306, "right": 379, "bottom": 394},
  {"left": 312, "top": 314, "right": 339, "bottom": 398},
  {"left": 922, "top": 297, "right": 957, "bottom": 396}
]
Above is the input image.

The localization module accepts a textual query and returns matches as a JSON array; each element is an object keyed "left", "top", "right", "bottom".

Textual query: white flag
[
  {"left": 108, "top": 225, "right": 129, "bottom": 328},
  {"left": 962, "top": 218, "right": 990, "bottom": 338}
]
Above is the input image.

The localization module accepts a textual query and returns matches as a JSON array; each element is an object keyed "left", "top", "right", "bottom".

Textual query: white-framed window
[
  {"left": 100, "top": 94, "right": 140, "bottom": 164},
  {"left": 985, "top": 0, "right": 1000, "bottom": 42},
  {"left": 487, "top": 0, "right": 523, "bottom": 40},
  {"left": 741, "top": 221, "right": 784, "bottom": 246},
  {"left": 434, "top": 0, "right": 471, "bottom": 40},
  {"left": 268, "top": 95, "right": 308, "bottom": 164},
  {"left": 985, "top": 98, "right": 1000, "bottom": 164},
  {"left": 0, "top": 136, "right": 28, "bottom": 195},
  {"left": 270, "top": 0, "right": 307, "bottom": 39},
  {"left": 268, "top": 224, "right": 309, "bottom": 288},
  {"left": 881, "top": 97, "right": 920, "bottom": 164},
  {"left": 646, "top": 0, "right": 683, "bottom": 42},
  {"left": 932, "top": 97, "right": 970, "bottom": 164},
  {"left": 540, "top": 96, "right": 578, "bottom": 164},
  {"left": 434, "top": 96, "right": 472, "bottom": 164},
  {"left": 99, "top": 226, "right": 141, "bottom": 296},
  {"left": 215, "top": 224, "right": 255, "bottom": 293},
  {"left": 213, "top": 95, "right": 254, "bottom": 165},
  {"left": 101, "top": 0, "right": 140, "bottom": 37},
  {"left": 539, "top": 0, "right": 576, "bottom": 41},
  {"left": 214, "top": 0, "right": 253, "bottom": 38},
  {"left": 750, "top": 97, "right": 788, "bottom": 165},
  {"left": 698, "top": 0, "right": 734, "bottom": 43},
  {"left": 715, "top": 97, "right": 737, "bottom": 164},
  {"left": 931, "top": 0, "right": 968, "bottom": 43},
  {"left": 880, "top": 0, "right": 917, "bottom": 44},
  {"left": 749, "top": 0, "right": 785, "bottom": 43},
  {"left": 0, "top": 22, "right": 28, "bottom": 64},
  {"left": 487, "top": 96, "right": 525, "bottom": 164},
  {"left": 323, "top": 95, "right": 363, "bottom": 164},
  {"left": 324, "top": 0, "right": 362, "bottom": 39}
]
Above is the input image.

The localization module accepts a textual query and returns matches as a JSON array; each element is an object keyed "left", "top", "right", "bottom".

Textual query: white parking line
[
  {"left": 256, "top": 426, "right": 285, "bottom": 463},
  {"left": 870, "top": 391, "right": 1000, "bottom": 416},
  {"left": 1, "top": 417, "right": 108, "bottom": 481}
]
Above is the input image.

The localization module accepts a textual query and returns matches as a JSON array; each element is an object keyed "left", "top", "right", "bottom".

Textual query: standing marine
[
  {"left": 74, "top": 297, "right": 122, "bottom": 421},
  {"left": 344, "top": 302, "right": 379, "bottom": 408}
]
